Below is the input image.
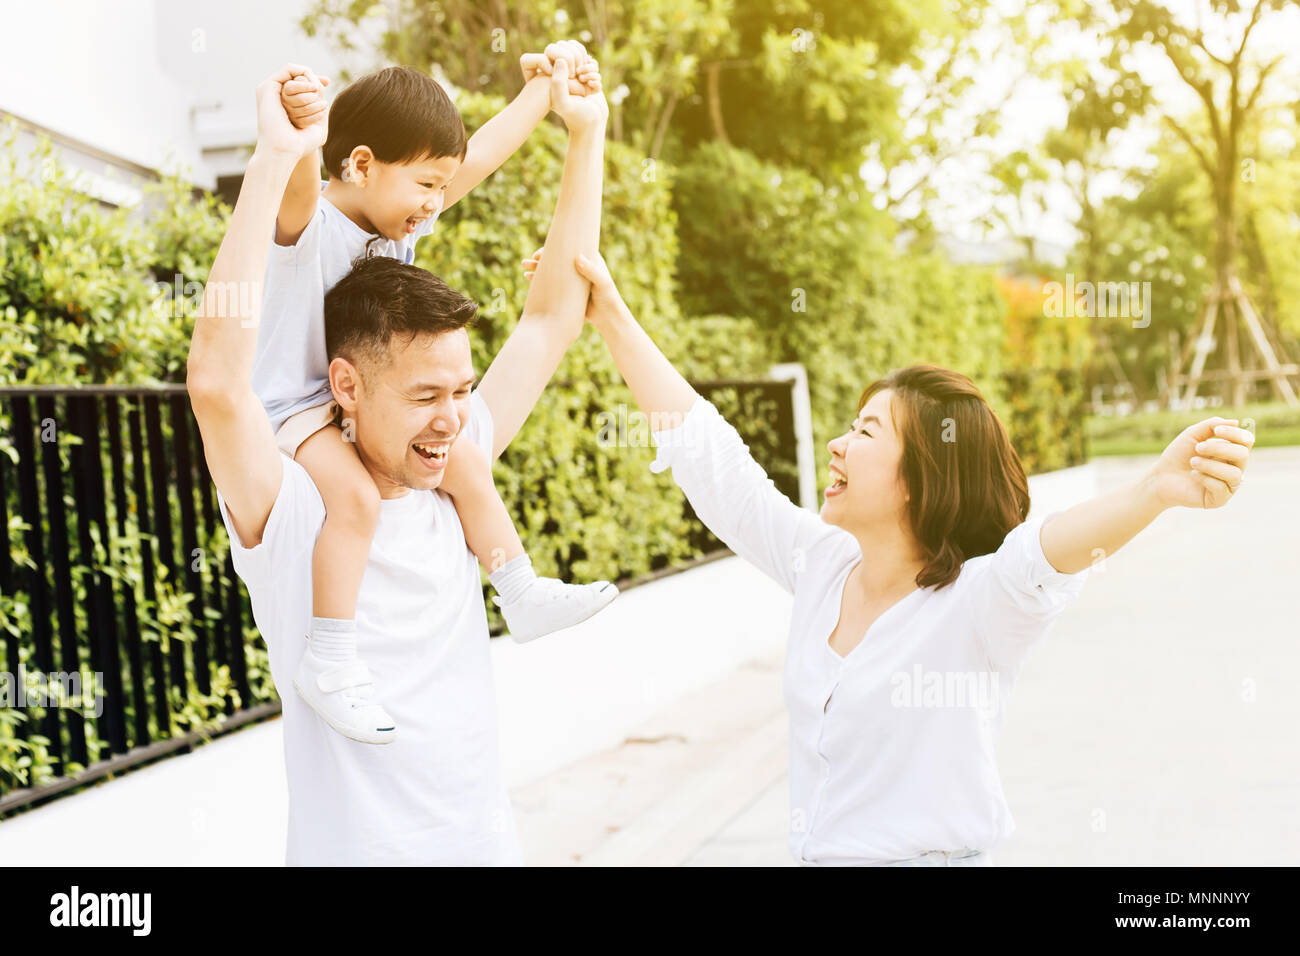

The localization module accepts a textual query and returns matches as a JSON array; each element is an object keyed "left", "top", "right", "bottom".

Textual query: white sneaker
[
  {"left": 292, "top": 648, "right": 397, "bottom": 745},
  {"left": 493, "top": 578, "right": 618, "bottom": 644}
]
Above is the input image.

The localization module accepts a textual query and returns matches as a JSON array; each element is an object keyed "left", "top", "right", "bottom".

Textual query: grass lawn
[{"left": 1086, "top": 401, "right": 1300, "bottom": 457}]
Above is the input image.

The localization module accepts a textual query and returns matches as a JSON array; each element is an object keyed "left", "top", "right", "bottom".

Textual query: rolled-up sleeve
[
  {"left": 650, "top": 395, "right": 837, "bottom": 594},
  {"left": 971, "top": 510, "right": 1090, "bottom": 673}
]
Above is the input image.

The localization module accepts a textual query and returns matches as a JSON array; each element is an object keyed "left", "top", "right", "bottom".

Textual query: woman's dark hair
[
  {"left": 322, "top": 66, "right": 468, "bottom": 178},
  {"left": 324, "top": 256, "right": 477, "bottom": 377},
  {"left": 860, "top": 364, "right": 1030, "bottom": 591}
]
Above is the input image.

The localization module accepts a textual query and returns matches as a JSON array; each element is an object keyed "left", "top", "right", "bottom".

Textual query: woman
[{"left": 528, "top": 248, "right": 1254, "bottom": 866}]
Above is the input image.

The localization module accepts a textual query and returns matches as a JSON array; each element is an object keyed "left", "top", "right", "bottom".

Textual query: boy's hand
[
  {"left": 280, "top": 64, "right": 331, "bottom": 131},
  {"left": 547, "top": 56, "right": 608, "bottom": 131},
  {"left": 521, "top": 39, "right": 600, "bottom": 94},
  {"left": 256, "top": 65, "right": 328, "bottom": 159}
]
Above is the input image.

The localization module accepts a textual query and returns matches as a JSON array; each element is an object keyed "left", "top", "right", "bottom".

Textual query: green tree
[{"left": 1047, "top": 0, "right": 1300, "bottom": 405}]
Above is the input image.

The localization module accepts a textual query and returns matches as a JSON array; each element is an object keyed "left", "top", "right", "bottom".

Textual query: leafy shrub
[{"left": 0, "top": 122, "right": 228, "bottom": 386}]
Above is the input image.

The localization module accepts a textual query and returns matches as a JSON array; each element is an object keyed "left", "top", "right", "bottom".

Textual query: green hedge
[{"left": 0, "top": 124, "right": 227, "bottom": 386}]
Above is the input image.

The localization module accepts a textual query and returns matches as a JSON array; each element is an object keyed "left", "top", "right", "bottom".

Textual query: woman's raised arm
[
  {"left": 568, "top": 252, "right": 837, "bottom": 593},
  {"left": 1039, "top": 417, "right": 1254, "bottom": 574},
  {"left": 571, "top": 252, "right": 697, "bottom": 421}
]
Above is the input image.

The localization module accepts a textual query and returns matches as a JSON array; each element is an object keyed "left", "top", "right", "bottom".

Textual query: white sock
[
  {"left": 310, "top": 616, "right": 357, "bottom": 663},
  {"left": 488, "top": 554, "right": 536, "bottom": 606}
]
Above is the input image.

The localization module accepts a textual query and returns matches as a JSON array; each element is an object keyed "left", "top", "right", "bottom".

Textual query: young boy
[{"left": 254, "top": 44, "right": 615, "bottom": 745}]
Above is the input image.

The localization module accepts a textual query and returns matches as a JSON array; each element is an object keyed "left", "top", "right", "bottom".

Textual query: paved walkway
[{"left": 514, "top": 446, "right": 1300, "bottom": 865}]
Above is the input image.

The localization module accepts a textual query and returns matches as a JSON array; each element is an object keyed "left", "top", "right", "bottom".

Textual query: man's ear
[{"left": 329, "top": 356, "right": 363, "bottom": 417}]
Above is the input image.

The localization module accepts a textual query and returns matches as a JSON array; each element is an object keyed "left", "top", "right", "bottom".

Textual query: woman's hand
[
  {"left": 1146, "top": 417, "right": 1255, "bottom": 510},
  {"left": 521, "top": 247, "right": 624, "bottom": 329}
]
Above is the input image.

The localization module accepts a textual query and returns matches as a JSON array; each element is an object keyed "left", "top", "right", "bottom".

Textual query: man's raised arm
[
  {"left": 187, "top": 67, "right": 326, "bottom": 548},
  {"left": 475, "top": 56, "right": 608, "bottom": 461}
]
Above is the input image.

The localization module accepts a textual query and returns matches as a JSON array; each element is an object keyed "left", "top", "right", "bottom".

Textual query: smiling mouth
[{"left": 412, "top": 441, "right": 449, "bottom": 463}]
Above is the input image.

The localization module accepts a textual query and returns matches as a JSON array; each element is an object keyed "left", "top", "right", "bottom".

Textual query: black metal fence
[
  {"left": 0, "top": 386, "right": 273, "bottom": 816},
  {"left": 0, "top": 379, "right": 802, "bottom": 816}
]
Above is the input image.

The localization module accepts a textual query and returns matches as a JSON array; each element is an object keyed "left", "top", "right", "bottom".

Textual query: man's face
[{"left": 334, "top": 328, "right": 476, "bottom": 498}]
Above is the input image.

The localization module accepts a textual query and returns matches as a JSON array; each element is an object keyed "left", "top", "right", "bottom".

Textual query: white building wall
[{"left": 0, "top": 0, "right": 362, "bottom": 193}]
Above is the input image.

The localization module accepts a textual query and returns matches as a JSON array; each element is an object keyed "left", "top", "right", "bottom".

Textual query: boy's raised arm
[
  {"left": 277, "top": 151, "right": 322, "bottom": 246},
  {"left": 476, "top": 56, "right": 608, "bottom": 460},
  {"left": 443, "top": 42, "right": 599, "bottom": 211},
  {"left": 442, "top": 76, "right": 550, "bottom": 211},
  {"left": 275, "top": 66, "right": 330, "bottom": 245},
  {"left": 187, "top": 67, "right": 325, "bottom": 548}
]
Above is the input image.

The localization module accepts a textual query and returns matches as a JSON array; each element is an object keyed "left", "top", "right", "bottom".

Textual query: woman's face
[{"left": 820, "top": 388, "right": 910, "bottom": 532}]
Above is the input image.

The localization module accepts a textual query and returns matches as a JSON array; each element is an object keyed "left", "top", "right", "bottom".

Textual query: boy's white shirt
[
  {"left": 649, "top": 396, "right": 1091, "bottom": 865},
  {"left": 218, "top": 391, "right": 522, "bottom": 866},
  {"left": 250, "top": 183, "right": 441, "bottom": 431}
]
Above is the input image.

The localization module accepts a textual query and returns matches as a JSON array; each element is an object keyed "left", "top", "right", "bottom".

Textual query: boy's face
[{"left": 357, "top": 152, "right": 462, "bottom": 242}]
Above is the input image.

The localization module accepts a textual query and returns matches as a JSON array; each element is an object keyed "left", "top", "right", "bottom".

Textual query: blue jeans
[{"left": 880, "top": 848, "right": 991, "bottom": 866}]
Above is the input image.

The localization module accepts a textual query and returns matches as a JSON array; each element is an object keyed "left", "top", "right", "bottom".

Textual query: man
[{"left": 186, "top": 62, "right": 607, "bottom": 865}]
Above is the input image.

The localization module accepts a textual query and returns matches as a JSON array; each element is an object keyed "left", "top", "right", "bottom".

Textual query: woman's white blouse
[{"left": 649, "top": 395, "right": 1090, "bottom": 865}]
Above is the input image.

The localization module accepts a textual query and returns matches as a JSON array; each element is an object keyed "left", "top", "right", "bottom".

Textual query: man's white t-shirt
[
  {"left": 218, "top": 391, "right": 521, "bottom": 866},
  {"left": 250, "top": 185, "right": 441, "bottom": 431}
]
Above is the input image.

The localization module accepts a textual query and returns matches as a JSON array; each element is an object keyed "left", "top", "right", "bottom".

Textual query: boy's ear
[{"left": 348, "top": 146, "right": 375, "bottom": 185}]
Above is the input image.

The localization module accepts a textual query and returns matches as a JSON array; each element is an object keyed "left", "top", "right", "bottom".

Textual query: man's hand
[
  {"left": 280, "top": 65, "right": 331, "bottom": 132},
  {"left": 548, "top": 56, "right": 608, "bottom": 131},
  {"left": 258, "top": 64, "right": 329, "bottom": 159},
  {"left": 1145, "top": 418, "right": 1254, "bottom": 510}
]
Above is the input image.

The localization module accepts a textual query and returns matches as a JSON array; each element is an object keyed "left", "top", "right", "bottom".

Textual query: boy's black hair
[
  {"left": 324, "top": 255, "right": 477, "bottom": 377},
  {"left": 322, "top": 66, "right": 468, "bottom": 177}
]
